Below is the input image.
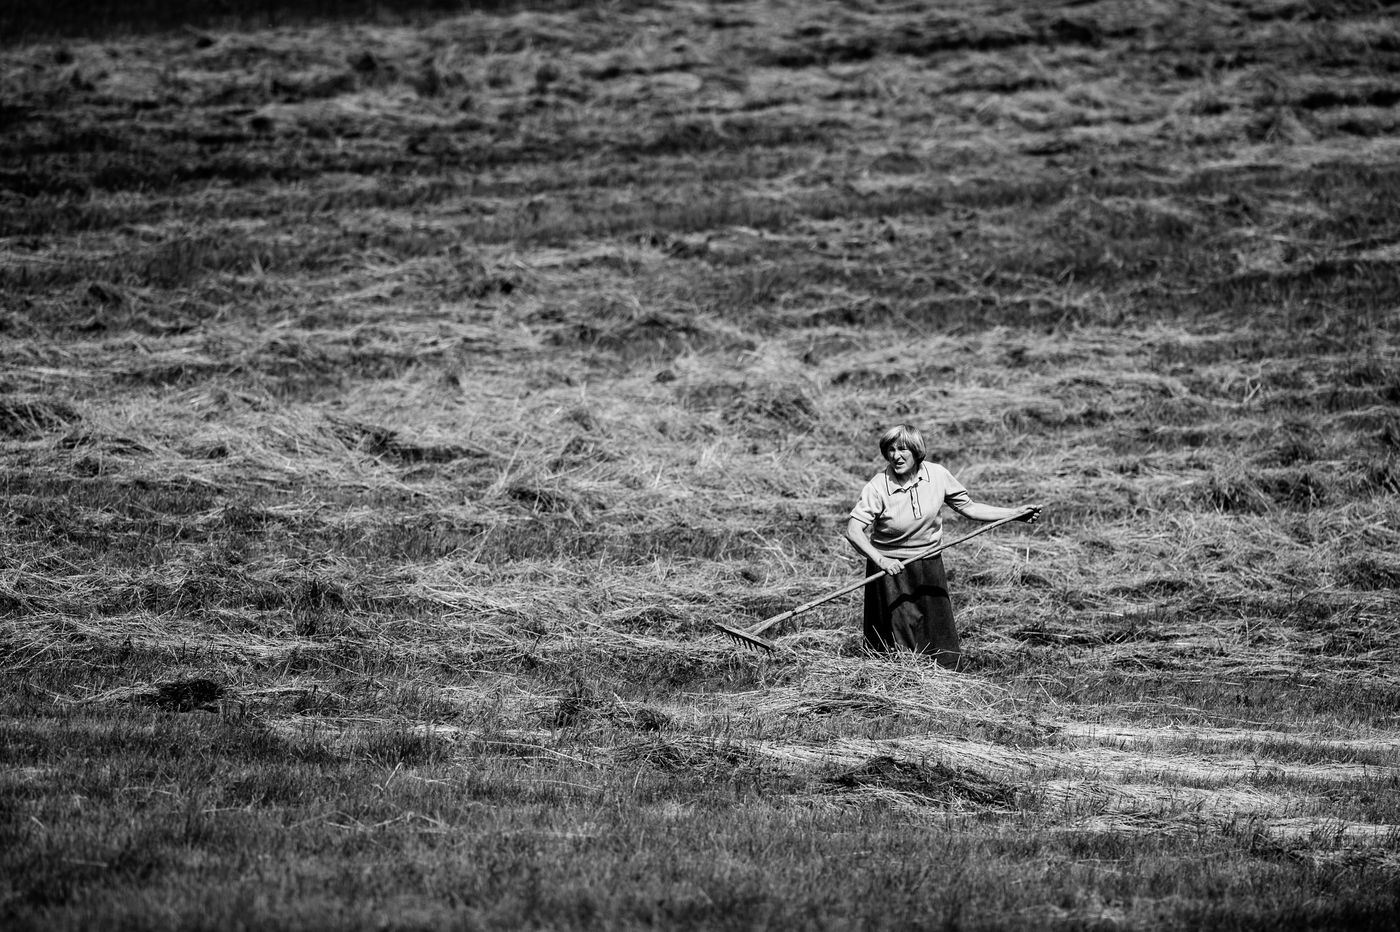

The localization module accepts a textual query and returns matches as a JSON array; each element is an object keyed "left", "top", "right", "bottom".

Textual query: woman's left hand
[{"left": 1018, "top": 505, "right": 1043, "bottom": 524}]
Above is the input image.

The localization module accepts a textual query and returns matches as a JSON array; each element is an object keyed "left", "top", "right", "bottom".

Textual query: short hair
[{"left": 878, "top": 424, "right": 926, "bottom": 464}]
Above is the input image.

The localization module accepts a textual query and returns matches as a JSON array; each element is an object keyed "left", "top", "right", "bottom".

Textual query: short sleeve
[
  {"left": 849, "top": 478, "right": 884, "bottom": 526},
  {"left": 937, "top": 465, "right": 973, "bottom": 514}
]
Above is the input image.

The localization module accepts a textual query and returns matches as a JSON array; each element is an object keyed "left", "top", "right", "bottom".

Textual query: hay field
[{"left": 3, "top": 0, "right": 1399, "bottom": 928}]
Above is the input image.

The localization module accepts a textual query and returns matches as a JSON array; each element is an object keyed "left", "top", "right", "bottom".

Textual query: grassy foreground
[{"left": 3, "top": 0, "right": 1399, "bottom": 928}]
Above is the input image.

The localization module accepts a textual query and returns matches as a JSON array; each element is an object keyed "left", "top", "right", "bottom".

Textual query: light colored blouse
[{"left": 849, "top": 462, "right": 973, "bottom": 560}]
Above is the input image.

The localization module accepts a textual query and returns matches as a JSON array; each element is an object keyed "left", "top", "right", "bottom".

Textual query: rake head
[{"left": 714, "top": 622, "right": 776, "bottom": 653}]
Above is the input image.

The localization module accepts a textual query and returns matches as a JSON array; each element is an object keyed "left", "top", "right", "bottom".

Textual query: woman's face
[{"left": 885, "top": 445, "right": 917, "bottom": 477}]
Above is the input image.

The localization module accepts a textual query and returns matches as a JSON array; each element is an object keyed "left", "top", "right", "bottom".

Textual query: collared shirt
[{"left": 849, "top": 462, "right": 973, "bottom": 559}]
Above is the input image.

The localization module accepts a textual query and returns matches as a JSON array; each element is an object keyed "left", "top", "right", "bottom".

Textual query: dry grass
[{"left": 3, "top": 0, "right": 1400, "bottom": 929}]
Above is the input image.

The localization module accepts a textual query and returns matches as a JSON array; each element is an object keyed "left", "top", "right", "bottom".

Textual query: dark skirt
[{"left": 863, "top": 555, "right": 961, "bottom": 668}]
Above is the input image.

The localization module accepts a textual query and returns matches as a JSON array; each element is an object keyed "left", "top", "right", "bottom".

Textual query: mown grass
[
  {"left": 4, "top": 0, "right": 1400, "bottom": 928},
  {"left": 0, "top": 0, "right": 539, "bottom": 41},
  {"left": 5, "top": 693, "right": 1398, "bottom": 931}
]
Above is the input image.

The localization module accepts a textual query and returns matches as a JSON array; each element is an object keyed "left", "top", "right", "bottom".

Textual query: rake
[{"left": 715, "top": 508, "right": 1037, "bottom": 652}]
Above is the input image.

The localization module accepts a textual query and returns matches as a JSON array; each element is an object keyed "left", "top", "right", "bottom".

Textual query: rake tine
[{"left": 713, "top": 622, "right": 776, "bottom": 653}]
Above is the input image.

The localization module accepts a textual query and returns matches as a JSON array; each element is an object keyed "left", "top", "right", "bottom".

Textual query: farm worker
[{"left": 845, "top": 423, "right": 1040, "bottom": 668}]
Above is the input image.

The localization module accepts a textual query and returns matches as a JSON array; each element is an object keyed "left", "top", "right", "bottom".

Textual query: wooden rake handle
[{"left": 744, "top": 508, "right": 1036, "bottom": 639}]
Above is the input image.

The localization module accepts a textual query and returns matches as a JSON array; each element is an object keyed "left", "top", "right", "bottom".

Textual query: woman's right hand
[{"left": 878, "top": 557, "right": 904, "bottom": 576}]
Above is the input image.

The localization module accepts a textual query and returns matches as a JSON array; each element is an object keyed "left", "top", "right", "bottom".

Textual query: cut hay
[
  {"left": 616, "top": 736, "right": 768, "bottom": 776},
  {"left": 0, "top": 395, "right": 82, "bottom": 440}
]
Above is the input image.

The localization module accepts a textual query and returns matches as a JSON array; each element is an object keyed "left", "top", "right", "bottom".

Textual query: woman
[{"left": 845, "top": 424, "right": 1040, "bottom": 667}]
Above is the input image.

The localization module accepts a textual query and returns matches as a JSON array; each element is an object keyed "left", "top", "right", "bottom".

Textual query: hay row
[
  {"left": 1055, "top": 721, "right": 1400, "bottom": 754},
  {"left": 228, "top": 712, "right": 1400, "bottom": 847}
]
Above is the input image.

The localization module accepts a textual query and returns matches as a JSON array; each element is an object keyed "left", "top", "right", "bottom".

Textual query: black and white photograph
[{"left": 3, "top": 0, "right": 1398, "bottom": 928}]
